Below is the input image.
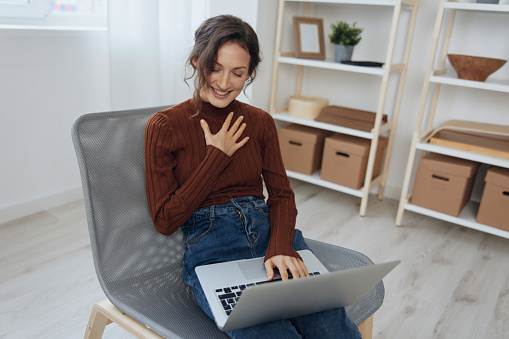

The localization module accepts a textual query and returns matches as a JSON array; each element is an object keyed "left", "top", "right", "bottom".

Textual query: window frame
[{"left": 0, "top": 0, "right": 50, "bottom": 18}]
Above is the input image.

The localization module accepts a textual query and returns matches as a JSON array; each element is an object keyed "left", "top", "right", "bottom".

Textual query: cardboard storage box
[
  {"left": 477, "top": 166, "right": 509, "bottom": 231},
  {"left": 320, "top": 134, "right": 388, "bottom": 189},
  {"left": 410, "top": 153, "right": 479, "bottom": 217},
  {"left": 278, "top": 124, "right": 331, "bottom": 175}
]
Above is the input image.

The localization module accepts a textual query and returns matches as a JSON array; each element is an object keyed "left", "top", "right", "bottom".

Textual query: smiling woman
[{"left": 143, "top": 14, "right": 361, "bottom": 339}]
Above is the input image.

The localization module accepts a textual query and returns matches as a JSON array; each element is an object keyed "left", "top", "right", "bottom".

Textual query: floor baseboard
[{"left": 0, "top": 187, "right": 83, "bottom": 225}]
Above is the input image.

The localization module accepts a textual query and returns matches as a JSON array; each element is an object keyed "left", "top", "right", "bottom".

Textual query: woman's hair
[{"left": 185, "top": 15, "right": 262, "bottom": 113}]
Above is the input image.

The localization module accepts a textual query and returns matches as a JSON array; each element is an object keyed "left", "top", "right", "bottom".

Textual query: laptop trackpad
[{"left": 238, "top": 259, "right": 266, "bottom": 280}]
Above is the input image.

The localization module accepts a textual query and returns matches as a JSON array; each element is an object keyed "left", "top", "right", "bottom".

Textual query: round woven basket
[{"left": 447, "top": 54, "right": 507, "bottom": 82}]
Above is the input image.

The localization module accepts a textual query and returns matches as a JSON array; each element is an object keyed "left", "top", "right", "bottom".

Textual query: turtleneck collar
[{"left": 198, "top": 100, "right": 239, "bottom": 119}]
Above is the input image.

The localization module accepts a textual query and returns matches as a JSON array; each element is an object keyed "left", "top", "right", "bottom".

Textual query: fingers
[
  {"left": 235, "top": 136, "right": 250, "bottom": 150},
  {"left": 232, "top": 120, "right": 246, "bottom": 141},
  {"left": 220, "top": 112, "right": 235, "bottom": 132},
  {"left": 264, "top": 260, "right": 275, "bottom": 281},
  {"left": 200, "top": 119, "right": 211, "bottom": 137},
  {"left": 265, "top": 255, "right": 309, "bottom": 281}
]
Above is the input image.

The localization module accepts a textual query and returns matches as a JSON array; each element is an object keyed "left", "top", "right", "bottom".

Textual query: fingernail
[{"left": 200, "top": 119, "right": 205, "bottom": 125}]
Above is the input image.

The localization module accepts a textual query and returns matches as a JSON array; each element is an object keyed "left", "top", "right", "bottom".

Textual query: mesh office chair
[{"left": 72, "top": 106, "right": 385, "bottom": 339}]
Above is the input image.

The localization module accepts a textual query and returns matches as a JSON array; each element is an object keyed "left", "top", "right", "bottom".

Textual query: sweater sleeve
[
  {"left": 261, "top": 113, "right": 301, "bottom": 262},
  {"left": 144, "top": 112, "right": 232, "bottom": 235}
]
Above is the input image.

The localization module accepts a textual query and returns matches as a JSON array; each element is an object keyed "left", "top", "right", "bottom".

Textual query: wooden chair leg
[
  {"left": 358, "top": 315, "right": 374, "bottom": 339},
  {"left": 84, "top": 299, "right": 164, "bottom": 339},
  {"left": 84, "top": 301, "right": 110, "bottom": 339}
]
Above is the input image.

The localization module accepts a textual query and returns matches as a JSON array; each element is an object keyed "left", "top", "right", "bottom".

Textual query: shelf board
[
  {"left": 284, "top": 0, "right": 398, "bottom": 6},
  {"left": 278, "top": 56, "right": 385, "bottom": 76},
  {"left": 286, "top": 170, "right": 364, "bottom": 197},
  {"left": 416, "top": 142, "right": 509, "bottom": 168},
  {"left": 430, "top": 73, "right": 509, "bottom": 93},
  {"left": 404, "top": 201, "right": 509, "bottom": 240},
  {"left": 445, "top": 2, "right": 509, "bottom": 13},
  {"left": 273, "top": 112, "right": 391, "bottom": 139}
]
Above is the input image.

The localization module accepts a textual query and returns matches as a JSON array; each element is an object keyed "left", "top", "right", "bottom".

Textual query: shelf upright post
[
  {"left": 378, "top": 0, "right": 420, "bottom": 201},
  {"left": 426, "top": 6, "right": 457, "bottom": 132},
  {"left": 360, "top": 0, "right": 409, "bottom": 216},
  {"left": 395, "top": 0, "right": 448, "bottom": 225},
  {"left": 269, "top": 0, "right": 287, "bottom": 115}
]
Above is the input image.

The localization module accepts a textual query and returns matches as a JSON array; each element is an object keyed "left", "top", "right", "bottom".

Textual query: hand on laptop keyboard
[
  {"left": 264, "top": 255, "right": 309, "bottom": 282},
  {"left": 215, "top": 272, "right": 321, "bottom": 316}
]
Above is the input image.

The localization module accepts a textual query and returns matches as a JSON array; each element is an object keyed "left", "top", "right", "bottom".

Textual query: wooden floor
[{"left": 1, "top": 179, "right": 509, "bottom": 338}]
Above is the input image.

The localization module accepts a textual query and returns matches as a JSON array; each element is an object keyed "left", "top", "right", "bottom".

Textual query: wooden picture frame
[{"left": 293, "top": 17, "right": 325, "bottom": 60}]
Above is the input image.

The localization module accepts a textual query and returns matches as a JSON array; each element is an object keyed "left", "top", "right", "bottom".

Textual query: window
[
  {"left": 0, "top": 0, "right": 107, "bottom": 29},
  {"left": 50, "top": 0, "right": 106, "bottom": 16}
]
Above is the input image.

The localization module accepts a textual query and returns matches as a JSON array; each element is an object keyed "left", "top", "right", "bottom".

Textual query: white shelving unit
[
  {"left": 396, "top": 0, "right": 509, "bottom": 239},
  {"left": 269, "top": 0, "right": 420, "bottom": 216}
]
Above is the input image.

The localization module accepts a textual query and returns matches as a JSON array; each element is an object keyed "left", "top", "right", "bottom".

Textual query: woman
[{"left": 144, "top": 14, "right": 361, "bottom": 338}]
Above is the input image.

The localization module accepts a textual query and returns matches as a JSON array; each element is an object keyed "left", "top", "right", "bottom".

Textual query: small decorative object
[
  {"left": 476, "top": 0, "right": 499, "bottom": 3},
  {"left": 288, "top": 95, "right": 329, "bottom": 119},
  {"left": 293, "top": 17, "right": 326, "bottom": 60},
  {"left": 447, "top": 54, "right": 507, "bottom": 82},
  {"left": 329, "top": 21, "right": 363, "bottom": 63}
]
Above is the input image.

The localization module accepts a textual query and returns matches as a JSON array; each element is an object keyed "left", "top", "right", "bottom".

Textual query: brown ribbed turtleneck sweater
[{"left": 144, "top": 99, "right": 299, "bottom": 261}]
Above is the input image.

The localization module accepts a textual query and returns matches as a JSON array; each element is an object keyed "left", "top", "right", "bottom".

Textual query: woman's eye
[{"left": 233, "top": 73, "right": 243, "bottom": 77}]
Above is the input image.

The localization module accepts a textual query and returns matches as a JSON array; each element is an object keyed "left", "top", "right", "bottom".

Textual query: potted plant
[{"left": 329, "top": 21, "right": 363, "bottom": 63}]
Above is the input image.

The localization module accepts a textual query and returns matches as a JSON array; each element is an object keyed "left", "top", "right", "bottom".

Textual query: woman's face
[{"left": 200, "top": 41, "right": 251, "bottom": 108}]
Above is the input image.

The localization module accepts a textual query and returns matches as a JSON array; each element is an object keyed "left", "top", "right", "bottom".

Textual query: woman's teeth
[{"left": 213, "top": 88, "right": 229, "bottom": 96}]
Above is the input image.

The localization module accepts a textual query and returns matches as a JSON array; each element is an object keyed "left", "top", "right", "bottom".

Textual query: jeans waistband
[{"left": 191, "top": 196, "right": 266, "bottom": 221}]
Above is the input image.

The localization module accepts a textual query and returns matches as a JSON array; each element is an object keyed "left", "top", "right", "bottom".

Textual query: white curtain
[
  {"left": 107, "top": 0, "right": 262, "bottom": 110},
  {"left": 107, "top": 0, "right": 198, "bottom": 110}
]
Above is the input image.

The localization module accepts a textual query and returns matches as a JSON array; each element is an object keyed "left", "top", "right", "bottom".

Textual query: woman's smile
[{"left": 211, "top": 87, "right": 232, "bottom": 98}]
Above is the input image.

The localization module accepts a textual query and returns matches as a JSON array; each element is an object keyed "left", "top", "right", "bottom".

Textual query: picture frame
[{"left": 293, "top": 16, "right": 326, "bottom": 60}]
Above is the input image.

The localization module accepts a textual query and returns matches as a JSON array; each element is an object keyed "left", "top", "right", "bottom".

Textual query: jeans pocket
[
  {"left": 256, "top": 203, "right": 270, "bottom": 217},
  {"left": 184, "top": 218, "right": 215, "bottom": 247}
]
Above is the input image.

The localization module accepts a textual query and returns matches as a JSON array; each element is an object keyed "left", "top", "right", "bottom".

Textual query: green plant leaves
[{"left": 329, "top": 21, "right": 363, "bottom": 46}]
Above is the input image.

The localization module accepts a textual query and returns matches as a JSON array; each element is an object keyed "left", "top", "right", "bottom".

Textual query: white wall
[
  {"left": 0, "top": 29, "right": 110, "bottom": 223},
  {"left": 1, "top": 0, "right": 508, "bottom": 224}
]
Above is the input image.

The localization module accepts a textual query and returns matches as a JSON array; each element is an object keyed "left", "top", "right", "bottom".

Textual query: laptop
[{"left": 195, "top": 249, "right": 399, "bottom": 331}]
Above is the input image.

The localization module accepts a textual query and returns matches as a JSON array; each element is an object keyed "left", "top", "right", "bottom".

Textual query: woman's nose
[{"left": 217, "top": 72, "right": 229, "bottom": 89}]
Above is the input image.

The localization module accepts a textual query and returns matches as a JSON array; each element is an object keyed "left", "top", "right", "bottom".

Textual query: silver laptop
[{"left": 195, "top": 249, "right": 399, "bottom": 331}]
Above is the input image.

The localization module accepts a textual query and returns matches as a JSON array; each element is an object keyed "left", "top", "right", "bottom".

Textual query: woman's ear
[{"left": 192, "top": 58, "right": 198, "bottom": 69}]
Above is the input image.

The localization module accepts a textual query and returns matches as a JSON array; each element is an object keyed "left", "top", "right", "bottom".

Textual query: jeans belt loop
[
  {"left": 210, "top": 204, "right": 215, "bottom": 221},
  {"left": 250, "top": 196, "right": 262, "bottom": 208}
]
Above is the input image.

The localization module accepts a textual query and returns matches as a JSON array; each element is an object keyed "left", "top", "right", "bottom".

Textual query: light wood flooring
[{"left": 1, "top": 179, "right": 508, "bottom": 338}]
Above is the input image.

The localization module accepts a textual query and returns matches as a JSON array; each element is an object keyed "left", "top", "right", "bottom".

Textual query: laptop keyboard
[{"left": 214, "top": 272, "right": 321, "bottom": 316}]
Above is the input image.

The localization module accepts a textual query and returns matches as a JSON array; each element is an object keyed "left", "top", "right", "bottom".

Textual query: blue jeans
[{"left": 181, "top": 196, "right": 361, "bottom": 339}]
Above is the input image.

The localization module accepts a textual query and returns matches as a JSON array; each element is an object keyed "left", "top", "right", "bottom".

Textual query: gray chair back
[{"left": 72, "top": 106, "right": 383, "bottom": 338}]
